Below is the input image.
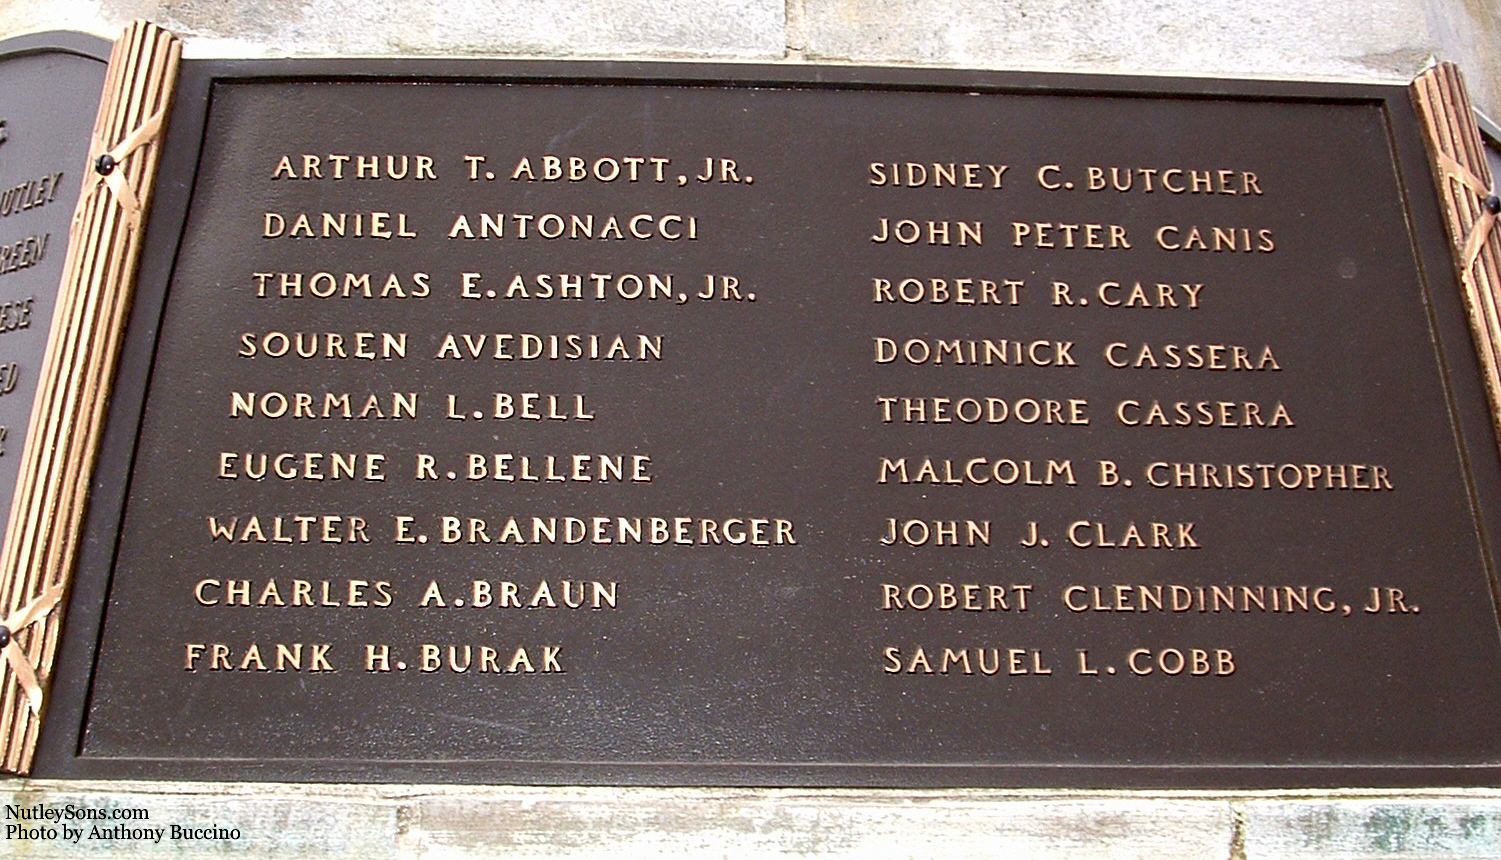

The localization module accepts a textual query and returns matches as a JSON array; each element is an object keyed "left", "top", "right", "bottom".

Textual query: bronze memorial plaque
[
  {"left": 32, "top": 61, "right": 1501, "bottom": 786},
  {"left": 0, "top": 36, "right": 108, "bottom": 544}
]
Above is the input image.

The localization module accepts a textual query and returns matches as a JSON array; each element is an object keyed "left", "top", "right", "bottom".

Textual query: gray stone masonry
[
  {"left": 1, "top": 0, "right": 1500, "bottom": 115},
  {"left": 4, "top": 782, "right": 1501, "bottom": 858}
]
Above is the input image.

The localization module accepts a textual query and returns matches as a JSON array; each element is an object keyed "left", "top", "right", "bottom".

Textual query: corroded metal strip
[
  {"left": 0, "top": 21, "right": 180, "bottom": 774},
  {"left": 1413, "top": 63, "right": 1501, "bottom": 458}
]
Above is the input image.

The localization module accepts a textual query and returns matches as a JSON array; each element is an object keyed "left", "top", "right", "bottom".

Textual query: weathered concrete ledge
[
  {"left": 2, "top": 781, "right": 1500, "bottom": 859},
  {"left": 2, "top": 0, "right": 1500, "bottom": 116}
]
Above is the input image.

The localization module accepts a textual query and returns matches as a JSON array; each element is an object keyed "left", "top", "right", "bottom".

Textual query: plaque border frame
[
  {"left": 0, "top": 31, "right": 111, "bottom": 65},
  {"left": 30, "top": 56, "right": 1501, "bottom": 789}
]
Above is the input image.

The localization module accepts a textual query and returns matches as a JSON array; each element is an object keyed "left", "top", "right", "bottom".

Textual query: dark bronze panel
[
  {"left": 0, "top": 36, "right": 108, "bottom": 547},
  {"left": 37, "top": 61, "right": 1501, "bottom": 786}
]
